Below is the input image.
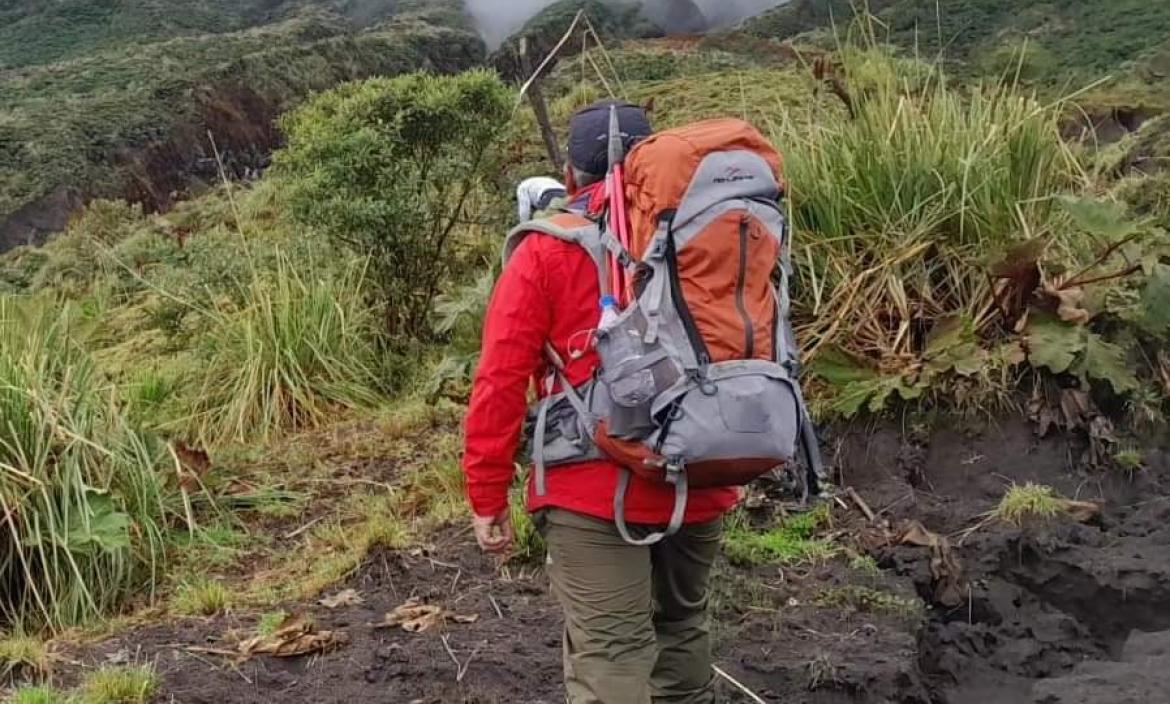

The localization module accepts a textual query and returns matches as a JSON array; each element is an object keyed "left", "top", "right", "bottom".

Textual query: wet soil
[{"left": 49, "top": 418, "right": 1170, "bottom": 703}]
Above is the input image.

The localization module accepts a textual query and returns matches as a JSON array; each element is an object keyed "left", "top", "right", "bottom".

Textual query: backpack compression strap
[{"left": 613, "top": 467, "right": 687, "bottom": 546}]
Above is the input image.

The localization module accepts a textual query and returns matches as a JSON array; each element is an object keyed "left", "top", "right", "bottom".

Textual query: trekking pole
[{"left": 605, "top": 104, "right": 632, "bottom": 305}]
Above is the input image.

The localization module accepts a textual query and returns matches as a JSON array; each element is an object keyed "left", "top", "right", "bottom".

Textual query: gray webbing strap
[
  {"left": 535, "top": 369, "right": 559, "bottom": 495},
  {"left": 613, "top": 467, "right": 688, "bottom": 546},
  {"left": 533, "top": 391, "right": 552, "bottom": 497}
]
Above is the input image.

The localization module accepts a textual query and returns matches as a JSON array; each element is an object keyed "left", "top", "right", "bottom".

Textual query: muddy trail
[{"left": 54, "top": 420, "right": 1170, "bottom": 703}]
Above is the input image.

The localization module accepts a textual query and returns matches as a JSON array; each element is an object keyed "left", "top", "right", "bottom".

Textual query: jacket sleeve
[{"left": 462, "top": 238, "right": 551, "bottom": 518}]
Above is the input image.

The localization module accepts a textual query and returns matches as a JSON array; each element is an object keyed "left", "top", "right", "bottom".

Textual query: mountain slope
[
  {"left": 0, "top": 0, "right": 481, "bottom": 251},
  {"left": 744, "top": 0, "right": 1170, "bottom": 80}
]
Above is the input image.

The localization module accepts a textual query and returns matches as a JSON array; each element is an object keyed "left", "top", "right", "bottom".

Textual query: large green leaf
[
  {"left": 924, "top": 316, "right": 985, "bottom": 377},
  {"left": 1075, "top": 333, "right": 1139, "bottom": 395},
  {"left": 1140, "top": 264, "right": 1170, "bottom": 335},
  {"left": 64, "top": 494, "right": 132, "bottom": 556},
  {"left": 809, "top": 347, "right": 877, "bottom": 387},
  {"left": 1025, "top": 313, "right": 1085, "bottom": 374},
  {"left": 830, "top": 375, "right": 922, "bottom": 418},
  {"left": 1057, "top": 195, "right": 1139, "bottom": 240}
]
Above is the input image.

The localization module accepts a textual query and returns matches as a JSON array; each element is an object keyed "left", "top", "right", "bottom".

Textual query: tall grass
[
  {"left": 770, "top": 48, "right": 1090, "bottom": 368},
  {"left": 189, "top": 257, "right": 385, "bottom": 444},
  {"left": 0, "top": 297, "right": 173, "bottom": 630}
]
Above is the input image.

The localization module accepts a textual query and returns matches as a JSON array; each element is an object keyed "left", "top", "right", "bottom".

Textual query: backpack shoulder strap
[{"left": 503, "top": 213, "right": 610, "bottom": 295}]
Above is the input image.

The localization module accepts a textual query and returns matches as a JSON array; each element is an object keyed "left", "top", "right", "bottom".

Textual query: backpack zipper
[
  {"left": 665, "top": 231, "right": 712, "bottom": 366},
  {"left": 737, "top": 218, "right": 755, "bottom": 359}
]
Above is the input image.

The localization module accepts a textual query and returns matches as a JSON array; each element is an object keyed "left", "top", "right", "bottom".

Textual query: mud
[{"left": 48, "top": 418, "right": 1170, "bottom": 703}]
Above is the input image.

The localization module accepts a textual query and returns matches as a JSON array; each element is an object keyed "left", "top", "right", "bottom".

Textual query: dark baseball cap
[{"left": 568, "top": 100, "right": 653, "bottom": 178}]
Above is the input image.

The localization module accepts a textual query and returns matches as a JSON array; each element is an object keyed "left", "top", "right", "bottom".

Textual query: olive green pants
[{"left": 537, "top": 508, "right": 722, "bottom": 704}]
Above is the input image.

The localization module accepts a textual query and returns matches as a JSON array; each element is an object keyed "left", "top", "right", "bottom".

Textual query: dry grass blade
[{"left": 317, "top": 589, "right": 364, "bottom": 609}]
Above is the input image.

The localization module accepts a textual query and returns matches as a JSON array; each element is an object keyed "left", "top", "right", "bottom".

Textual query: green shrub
[
  {"left": 723, "top": 507, "right": 837, "bottom": 566},
  {"left": 0, "top": 297, "right": 174, "bottom": 630},
  {"left": 278, "top": 70, "right": 512, "bottom": 338}
]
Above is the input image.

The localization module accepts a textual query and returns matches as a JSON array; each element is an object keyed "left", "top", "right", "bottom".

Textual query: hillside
[
  {"left": 0, "top": 0, "right": 481, "bottom": 252},
  {"left": 744, "top": 0, "right": 1170, "bottom": 81}
]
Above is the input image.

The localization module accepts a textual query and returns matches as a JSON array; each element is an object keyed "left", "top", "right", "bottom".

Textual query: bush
[
  {"left": 278, "top": 70, "right": 512, "bottom": 338},
  {"left": 0, "top": 297, "right": 174, "bottom": 630}
]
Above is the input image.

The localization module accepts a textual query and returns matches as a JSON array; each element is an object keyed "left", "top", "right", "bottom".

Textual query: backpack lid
[{"left": 623, "top": 118, "right": 785, "bottom": 257}]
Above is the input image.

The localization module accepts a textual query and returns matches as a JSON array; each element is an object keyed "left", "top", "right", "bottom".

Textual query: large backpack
[{"left": 504, "top": 118, "right": 811, "bottom": 545}]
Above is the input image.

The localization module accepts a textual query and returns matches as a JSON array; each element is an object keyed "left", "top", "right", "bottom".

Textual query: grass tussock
[
  {"left": 993, "top": 483, "right": 1066, "bottom": 525},
  {"left": 0, "top": 631, "right": 52, "bottom": 678},
  {"left": 77, "top": 664, "right": 159, "bottom": 704},
  {"left": 189, "top": 257, "right": 386, "bottom": 445},
  {"left": 0, "top": 297, "right": 174, "bottom": 631},
  {"left": 172, "top": 578, "right": 233, "bottom": 617},
  {"left": 775, "top": 48, "right": 1087, "bottom": 378}
]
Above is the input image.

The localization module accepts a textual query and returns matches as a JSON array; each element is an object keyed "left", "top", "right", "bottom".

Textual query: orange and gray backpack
[{"left": 504, "top": 118, "right": 819, "bottom": 545}]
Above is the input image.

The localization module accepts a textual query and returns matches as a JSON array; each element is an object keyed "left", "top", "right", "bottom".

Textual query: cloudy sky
[{"left": 462, "top": 0, "right": 787, "bottom": 49}]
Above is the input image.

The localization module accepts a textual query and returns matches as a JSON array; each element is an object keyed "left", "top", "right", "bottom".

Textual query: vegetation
[
  {"left": 993, "top": 483, "right": 1065, "bottom": 525},
  {"left": 815, "top": 586, "right": 923, "bottom": 619},
  {"left": 723, "top": 507, "right": 837, "bottom": 566},
  {"left": 492, "top": 0, "right": 663, "bottom": 80},
  {"left": 0, "top": 4, "right": 485, "bottom": 250},
  {"left": 0, "top": 298, "right": 174, "bottom": 631},
  {"left": 77, "top": 664, "right": 159, "bottom": 704},
  {"left": 172, "top": 578, "right": 232, "bottom": 616},
  {"left": 278, "top": 70, "right": 512, "bottom": 338},
  {"left": 0, "top": 631, "right": 51, "bottom": 678},
  {"left": 10, "top": 686, "right": 67, "bottom": 704},
  {"left": 188, "top": 256, "right": 386, "bottom": 444},
  {"left": 743, "top": 0, "right": 1170, "bottom": 83}
]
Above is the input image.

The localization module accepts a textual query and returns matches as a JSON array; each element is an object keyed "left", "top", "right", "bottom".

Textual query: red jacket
[{"left": 462, "top": 184, "right": 740, "bottom": 524}]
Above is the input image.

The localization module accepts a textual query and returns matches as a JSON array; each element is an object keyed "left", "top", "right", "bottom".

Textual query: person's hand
[{"left": 472, "top": 509, "right": 514, "bottom": 554}]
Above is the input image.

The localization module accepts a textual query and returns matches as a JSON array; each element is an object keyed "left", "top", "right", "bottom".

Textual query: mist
[
  {"left": 464, "top": 0, "right": 560, "bottom": 50},
  {"left": 462, "top": 0, "right": 789, "bottom": 50}
]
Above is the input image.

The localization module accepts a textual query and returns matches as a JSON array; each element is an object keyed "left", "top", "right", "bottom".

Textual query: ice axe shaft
[{"left": 605, "top": 104, "right": 631, "bottom": 304}]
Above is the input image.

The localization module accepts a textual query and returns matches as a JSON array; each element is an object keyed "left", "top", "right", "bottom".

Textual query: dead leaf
[
  {"left": 1060, "top": 500, "right": 1102, "bottom": 523},
  {"left": 374, "top": 599, "right": 479, "bottom": 633},
  {"left": 896, "top": 521, "right": 966, "bottom": 608},
  {"left": 318, "top": 589, "right": 364, "bottom": 609},
  {"left": 1042, "top": 282, "right": 1092, "bottom": 325},
  {"left": 1059, "top": 388, "right": 1093, "bottom": 431},
  {"left": 237, "top": 614, "right": 347, "bottom": 659},
  {"left": 172, "top": 441, "right": 212, "bottom": 491}
]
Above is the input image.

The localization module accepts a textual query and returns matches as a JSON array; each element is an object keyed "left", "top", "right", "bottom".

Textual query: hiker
[
  {"left": 464, "top": 100, "right": 807, "bottom": 703},
  {"left": 516, "top": 175, "right": 567, "bottom": 221}
]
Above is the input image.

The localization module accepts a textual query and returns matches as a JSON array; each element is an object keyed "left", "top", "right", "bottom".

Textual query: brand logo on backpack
[{"left": 714, "top": 166, "right": 756, "bottom": 185}]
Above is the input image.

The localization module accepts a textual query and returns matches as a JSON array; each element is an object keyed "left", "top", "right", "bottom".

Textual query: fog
[{"left": 462, "top": 0, "right": 788, "bottom": 49}]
